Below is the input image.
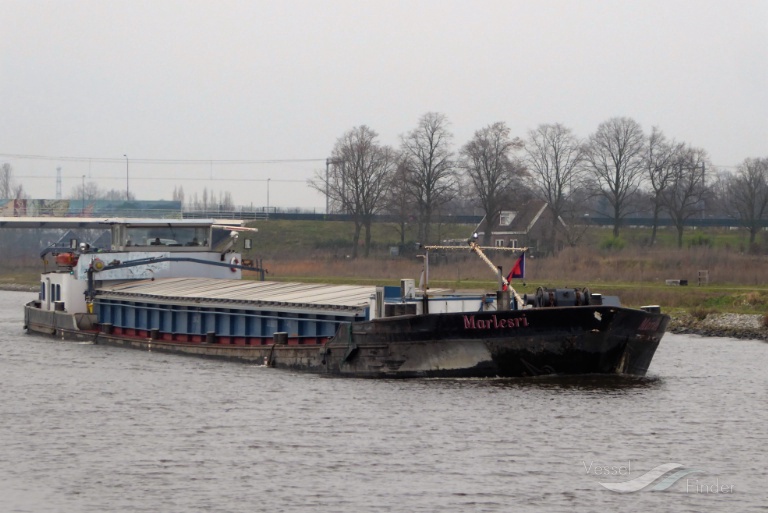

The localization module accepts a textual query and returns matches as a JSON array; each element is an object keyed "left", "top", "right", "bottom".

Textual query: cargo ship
[{"left": 19, "top": 217, "right": 669, "bottom": 378}]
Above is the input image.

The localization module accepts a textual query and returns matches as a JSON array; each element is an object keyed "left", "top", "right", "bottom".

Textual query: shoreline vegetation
[
  {"left": 667, "top": 312, "right": 767, "bottom": 341},
  {"left": 2, "top": 221, "right": 768, "bottom": 341}
]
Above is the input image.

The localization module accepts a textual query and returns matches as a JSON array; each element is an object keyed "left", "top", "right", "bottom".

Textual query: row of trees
[
  {"left": 172, "top": 186, "right": 235, "bottom": 212},
  {"left": 71, "top": 182, "right": 133, "bottom": 201},
  {"left": 66, "top": 183, "right": 234, "bottom": 211},
  {"left": 66, "top": 182, "right": 234, "bottom": 211},
  {"left": 0, "top": 164, "right": 235, "bottom": 211},
  {"left": 0, "top": 163, "right": 25, "bottom": 200},
  {"left": 311, "top": 115, "right": 529, "bottom": 257},
  {"left": 312, "top": 113, "right": 768, "bottom": 256},
  {"left": 3, "top": 115, "right": 766, "bottom": 258}
]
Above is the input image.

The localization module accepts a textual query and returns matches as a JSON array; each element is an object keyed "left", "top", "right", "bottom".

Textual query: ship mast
[{"left": 421, "top": 235, "right": 527, "bottom": 309}]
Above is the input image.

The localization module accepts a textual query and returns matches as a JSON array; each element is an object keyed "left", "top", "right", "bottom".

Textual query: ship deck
[
  {"left": 96, "top": 277, "right": 376, "bottom": 312},
  {"left": 91, "top": 278, "right": 378, "bottom": 343}
]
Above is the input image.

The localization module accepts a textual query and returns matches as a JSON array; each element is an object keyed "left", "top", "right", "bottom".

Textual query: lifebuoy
[{"left": 230, "top": 257, "right": 239, "bottom": 272}]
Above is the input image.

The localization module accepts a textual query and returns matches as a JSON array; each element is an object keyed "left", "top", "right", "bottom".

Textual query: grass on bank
[
  {"left": 3, "top": 220, "right": 768, "bottom": 315},
  {"left": 255, "top": 262, "right": 768, "bottom": 314}
]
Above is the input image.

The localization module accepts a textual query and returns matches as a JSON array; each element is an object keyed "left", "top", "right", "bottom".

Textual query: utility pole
[
  {"left": 325, "top": 158, "right": 330, "bottom": 215},
  {"left": 325, "top": 158, "right": 344, "bottom": 214},
  {"left": 124, "top": 154, "right": 129, "bottom": 201}
]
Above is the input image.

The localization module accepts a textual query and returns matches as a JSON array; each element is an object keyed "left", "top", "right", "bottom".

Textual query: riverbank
[
  {"left": 668, "top": 312, "right": 768, "bottom": 341},
  {"left": 1, "top": 283, "right": 37, "bottom": 292}
]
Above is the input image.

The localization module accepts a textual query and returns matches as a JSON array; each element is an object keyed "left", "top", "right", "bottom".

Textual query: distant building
[{"left": 478, "top": 199, "right": 567, "bottom": 256}]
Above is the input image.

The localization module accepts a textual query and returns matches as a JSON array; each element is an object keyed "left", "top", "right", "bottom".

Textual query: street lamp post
[
  {"left": 325, "top": 158, "right": 330, "bottom": 215},
  {"left": 123, "top": 154, "right": 129, "bottom": 201},
  {"left": 81, "top": 175, "right": 85, "bottom": 215},
  {"left": 266, "top": 178, "right": 271, "bottom": 215}
]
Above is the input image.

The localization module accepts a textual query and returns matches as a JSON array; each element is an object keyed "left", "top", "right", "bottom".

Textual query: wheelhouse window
[{"left": 120, "top": 226, "right": 210, "bottom": 248}]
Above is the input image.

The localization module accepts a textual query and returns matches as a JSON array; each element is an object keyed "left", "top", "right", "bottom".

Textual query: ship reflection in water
[{"left": 427, "top": 374, "right": 664, "bottom": 392}]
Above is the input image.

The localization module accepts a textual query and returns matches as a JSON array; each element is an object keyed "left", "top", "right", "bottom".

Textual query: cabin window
[{"left": 40, "top": 282, "right": 45, "bottom": 300}]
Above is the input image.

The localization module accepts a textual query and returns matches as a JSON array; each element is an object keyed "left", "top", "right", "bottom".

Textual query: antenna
[{"left": 56, "top": 167, "right": 62, "bottom": 199}]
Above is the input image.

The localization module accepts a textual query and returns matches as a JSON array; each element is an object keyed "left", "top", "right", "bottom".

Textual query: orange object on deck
[{"left": 54, "top": 253, "right": 79, "bottom": 267}]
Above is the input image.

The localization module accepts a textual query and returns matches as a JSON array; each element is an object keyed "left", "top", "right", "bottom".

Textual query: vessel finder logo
[{"left": 597, "top": 462, "right": 704, "bottom": 492}]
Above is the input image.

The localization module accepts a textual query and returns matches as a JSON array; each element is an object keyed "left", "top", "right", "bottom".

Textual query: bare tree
[
  {"left": 70, "top": 181, "right": 102, "bottom": 201},
  {"left": 102, "top": 189, "right": 135, "bottom": 201},
  {"left": 525, "top": 123, "right": 583, "bottom": 254},
  {"left": 184, "top": 187, "right": 234, "bottom": 212},
  {"left": 12, "top": 184, "right": 26, "bottom": 200},
  {"left": 173, "top": 186, "right": 185, "bottom": 204},
  {"left": 726, "top": 157, "right": 768, "bottom": 246},
  {"left": 582, "top": 117, "right": 646, "bottom": 238},
  {"left": 705, "top": 168, "right": 732, "bottom": 219},
  {"left": 662, "top": 145, "right": 709, "bottom": 247},
  {"left": 187, "top": 192, "right": 200, "bottom": 210},
  {"left": 382, "top": 157, "right": 418, "bottom": 249},
  {"left": 69, "top": 183, "right": 139, "bottom": 205},
  {"left": 0, "top": 163, "right": 11, "bottom": 199},
  {"left": 311, "top": 125, "right": 397, "bottom": 257},
  {"left": 643, "top": 127, "right": 682, "bottom": 245},
  {"left": 460, "top": 122, "right": 526, "bottom": 245},
  {"left": 400, "top": 112, "right": 457, "bottom": 244},
  {"left": 0, "top": 163, "right": 25, "bottom": 199},
  {"left": 186, "top": 188, "right": 234, "bottom": 211},
  {"left": 217, "top": 190, "right": 235, "bottom": 210}
]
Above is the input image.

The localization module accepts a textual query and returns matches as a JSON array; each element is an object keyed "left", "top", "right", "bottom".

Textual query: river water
[{"left": 1, "top": 290, "right": 766, "bottom": 512}]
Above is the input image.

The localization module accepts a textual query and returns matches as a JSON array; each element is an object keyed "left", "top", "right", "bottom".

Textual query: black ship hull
[
  {"left": 25, "top": 303, "right": 668, "bottom": 378},
  {"left": 320, "top": 305, "right": 666, "bottom": 377}
]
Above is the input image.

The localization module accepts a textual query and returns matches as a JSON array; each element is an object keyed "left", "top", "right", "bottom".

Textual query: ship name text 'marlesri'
[{"left": 463, "top": 314, "right": 529, "bottom": 330}]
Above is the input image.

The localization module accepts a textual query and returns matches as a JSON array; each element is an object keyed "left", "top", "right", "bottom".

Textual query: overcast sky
[{"left": 2, "top": 0, "right": 766, "bottom": 210}]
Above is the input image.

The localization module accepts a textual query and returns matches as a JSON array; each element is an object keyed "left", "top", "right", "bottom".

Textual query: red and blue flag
[{"left": 502, "top": 252, "right": 525, "bottom": 290}]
